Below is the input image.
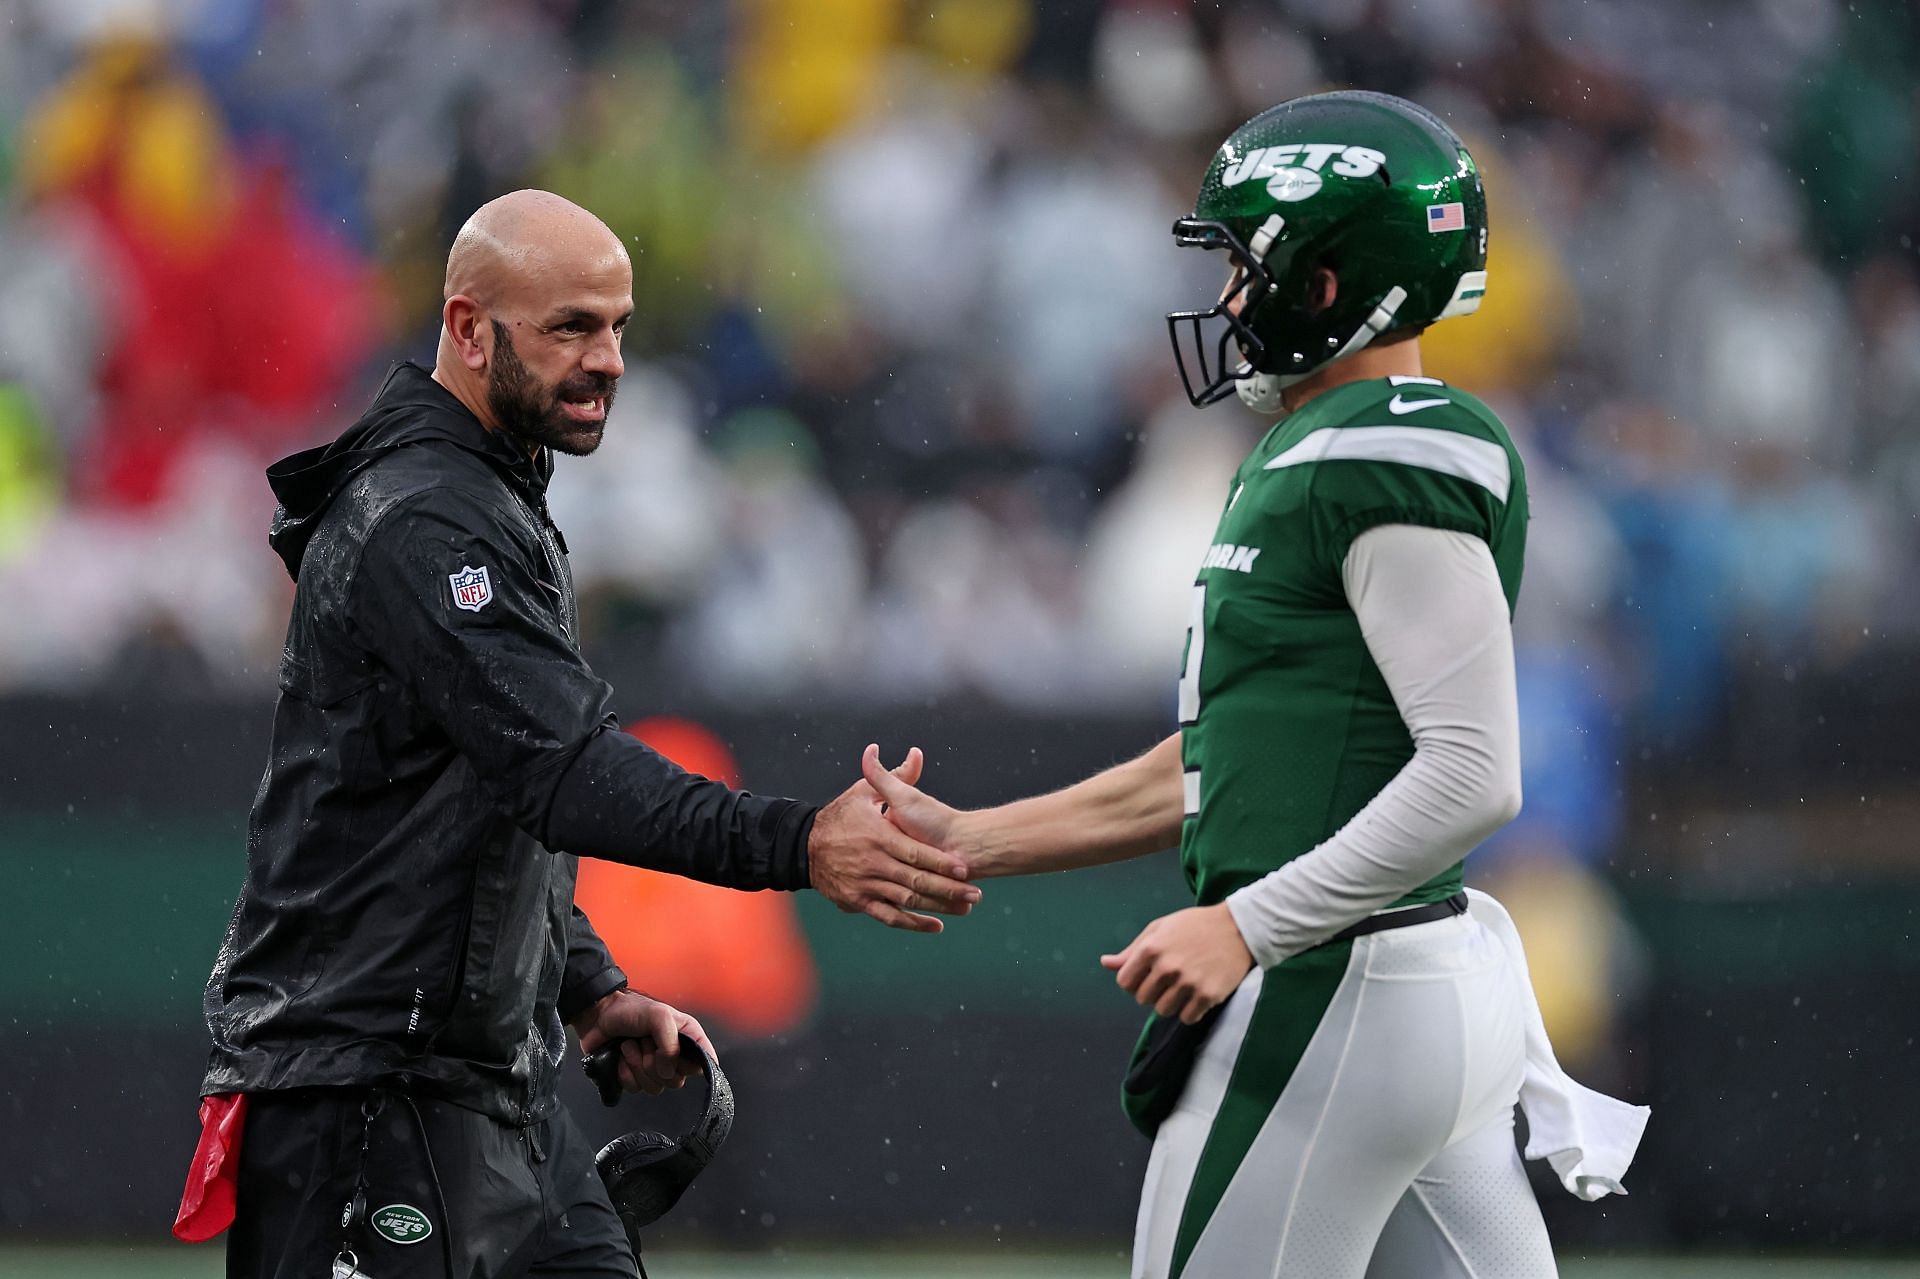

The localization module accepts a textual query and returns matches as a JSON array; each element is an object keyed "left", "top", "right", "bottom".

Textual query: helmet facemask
[{"left": 1165, "top": 215, "right": 1285, "bottom": 410}]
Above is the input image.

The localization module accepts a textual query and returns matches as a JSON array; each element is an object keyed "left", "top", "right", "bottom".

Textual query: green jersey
[{"left": 1176, "top": 375, "right": 1527, "bottom": 909}]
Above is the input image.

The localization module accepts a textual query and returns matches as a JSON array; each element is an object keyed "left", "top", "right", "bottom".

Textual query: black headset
[{"left": 582, "top": 1034, "right": 734, "bottom": 1262}]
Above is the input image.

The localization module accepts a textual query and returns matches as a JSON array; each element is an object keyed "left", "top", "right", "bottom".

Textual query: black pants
[{"left": 228, "top": 1088, "right": 636, "bottom": 1279}]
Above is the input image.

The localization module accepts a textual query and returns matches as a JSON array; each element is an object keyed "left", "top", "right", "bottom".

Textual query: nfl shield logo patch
[{"left": 449, "top": 565, "right": 493, "bottom": 612}]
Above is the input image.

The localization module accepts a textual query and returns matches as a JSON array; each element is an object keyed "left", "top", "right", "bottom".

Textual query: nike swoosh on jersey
[{"left": 1388, "top": 394, "right": 1451, "bottom": 414}]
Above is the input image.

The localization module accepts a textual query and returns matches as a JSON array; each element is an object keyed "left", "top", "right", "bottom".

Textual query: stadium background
[{"left": 2, "top": 0, "right": 1918, "bottom": 1273}]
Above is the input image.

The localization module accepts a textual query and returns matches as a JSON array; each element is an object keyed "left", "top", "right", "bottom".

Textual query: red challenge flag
[{"left": 172, "top": 1093, "right": 248, "bottom": 1242}]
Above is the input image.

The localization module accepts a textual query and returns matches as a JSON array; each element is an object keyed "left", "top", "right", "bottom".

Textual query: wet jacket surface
[{"left": 203, "top": 363, "right": 815, "bottom": 1124}]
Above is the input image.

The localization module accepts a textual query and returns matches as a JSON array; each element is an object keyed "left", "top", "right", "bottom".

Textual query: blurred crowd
[{"left": 1, "top": 0, "right": 1917, "bottom": 798}]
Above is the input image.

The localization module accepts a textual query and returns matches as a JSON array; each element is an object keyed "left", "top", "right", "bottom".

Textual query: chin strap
[
  {"left": 1234, "top": 372, "right": 1290, "bottom": 417},
  {"left": 1235, "top": 284, "right": 1409, "bottom": 417}
]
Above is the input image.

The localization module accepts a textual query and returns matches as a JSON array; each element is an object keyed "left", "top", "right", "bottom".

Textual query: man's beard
[{"left": 486, "top": 319, "right": 616, "bottom": 456}]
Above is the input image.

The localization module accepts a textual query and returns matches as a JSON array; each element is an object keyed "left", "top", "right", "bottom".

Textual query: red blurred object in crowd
[{"left": 23, "top": 37, "right": 382, "bottom": 509}]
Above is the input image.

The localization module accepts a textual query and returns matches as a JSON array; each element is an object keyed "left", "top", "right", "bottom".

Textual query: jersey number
[
  {"left": 1178, "top": 582, "right": 1206, "bottom": 725},
  {"left": 1178, "top": 583, "right": 1205, "bottom": 817}
]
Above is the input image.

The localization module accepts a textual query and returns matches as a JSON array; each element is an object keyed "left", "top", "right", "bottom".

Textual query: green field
[{"left": 8, "top": 1247, "right": 1919, "bottom": 1278}]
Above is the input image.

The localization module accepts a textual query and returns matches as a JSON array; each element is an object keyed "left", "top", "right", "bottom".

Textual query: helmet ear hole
[{"left": 1306, "top": 267, "right": 1339, "bottom": 317}]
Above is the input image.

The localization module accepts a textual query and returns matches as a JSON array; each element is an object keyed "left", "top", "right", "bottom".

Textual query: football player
[{"left": 863, "top": 91, "right": 1646, "bottom": 1277}]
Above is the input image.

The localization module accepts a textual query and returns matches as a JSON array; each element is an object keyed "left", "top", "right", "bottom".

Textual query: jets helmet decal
[{"left": 1166, "top": 90, "right": 1489, "bottom": 414}]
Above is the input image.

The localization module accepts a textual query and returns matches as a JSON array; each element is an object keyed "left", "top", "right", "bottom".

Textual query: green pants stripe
[{"left": 1169, "top": 939, "right": 1353, "bottom": 1278}]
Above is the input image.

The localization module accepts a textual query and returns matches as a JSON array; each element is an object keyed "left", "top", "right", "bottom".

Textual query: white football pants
[{"left": 1133, "top": 912, "right": 1557, "bottom": 1278}]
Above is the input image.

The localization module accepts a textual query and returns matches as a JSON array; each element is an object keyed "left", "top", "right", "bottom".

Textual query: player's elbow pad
[
  {"left": 1489, "top": 776, "right": 1523, "bottom": 829},
  {"left": 1463, "top": 749, "right": 1521, "bottom": 839},
  {"left": 1418, "top": 730, "right": 1515, "bottom": 831}
]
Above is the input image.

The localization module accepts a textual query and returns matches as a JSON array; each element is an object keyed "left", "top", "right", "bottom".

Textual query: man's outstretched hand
[
  {"left": 858, "top": 742, "right": 965, "bottom": 856},
  {"left": 809, "top": 745, "right": 980, "bottom": 933}
]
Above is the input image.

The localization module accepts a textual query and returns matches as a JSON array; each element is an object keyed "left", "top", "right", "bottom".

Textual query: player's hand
[
  {"left": 574, "top": 989, "right": 712, "bottom": 1094},
  {"left": 858, "top": 743, "right": 964, "bottom": 857},
  {"left": 1102, "top": 904, "right": 1254, "bottom": 1025},
  {"left": 810, "top": 745, "right": 980, "bottom": 933}
]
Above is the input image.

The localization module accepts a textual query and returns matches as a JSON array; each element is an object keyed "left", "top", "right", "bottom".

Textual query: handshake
[
  {"left": 804, "top": 744, "right": 977, "bottom": 934},
  {"left": 799, "top": 735, "right": 1253, "bottom": 1028}
]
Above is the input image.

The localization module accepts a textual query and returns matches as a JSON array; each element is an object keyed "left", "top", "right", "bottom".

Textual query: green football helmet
[{"left": 1167, "top": 90, "right": 1489, "bottom": 414}]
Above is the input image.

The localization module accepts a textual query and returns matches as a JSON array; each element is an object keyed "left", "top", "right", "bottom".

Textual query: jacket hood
[{"left": 267, "top": 363, "right": 550, "bottom": 578}]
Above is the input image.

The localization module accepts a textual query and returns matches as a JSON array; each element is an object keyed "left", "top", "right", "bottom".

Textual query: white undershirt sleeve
[{"left": 1224, "top": 523, "right": 1523, "bottom": 968}]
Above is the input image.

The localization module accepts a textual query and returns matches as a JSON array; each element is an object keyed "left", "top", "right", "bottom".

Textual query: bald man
[{"left": 194, "top": 192, "right": 977, "bottom": 1278}]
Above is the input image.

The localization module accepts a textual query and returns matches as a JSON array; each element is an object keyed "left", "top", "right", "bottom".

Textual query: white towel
[{"left": 1466, "top": 887, "right": 1652, "bottom": 1201}]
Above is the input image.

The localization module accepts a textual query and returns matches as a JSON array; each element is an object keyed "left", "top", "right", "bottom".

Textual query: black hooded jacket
[{"left": 203, "top": 363, "right": 816, "bottom": 1125}]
